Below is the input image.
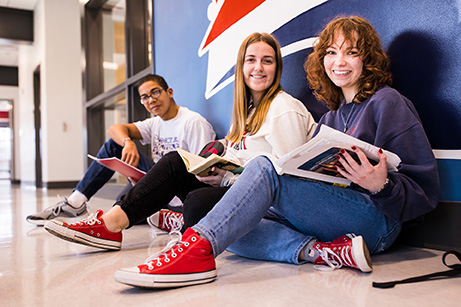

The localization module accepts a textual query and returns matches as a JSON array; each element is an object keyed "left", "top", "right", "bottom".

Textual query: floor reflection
[{"left": 1, "top": 180, "right": 460, "bottom": 306}]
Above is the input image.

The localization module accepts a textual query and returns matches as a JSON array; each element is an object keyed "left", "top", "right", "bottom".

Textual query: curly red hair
[{"left": 305, "top": 16, "right": 392, "bottom": 110}]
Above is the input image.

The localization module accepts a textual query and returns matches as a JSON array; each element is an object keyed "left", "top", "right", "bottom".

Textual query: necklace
[{"left": 340, "top": 102, "right": 356, "bottom": 133}]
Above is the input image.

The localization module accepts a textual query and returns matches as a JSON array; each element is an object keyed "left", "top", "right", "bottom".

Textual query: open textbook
[
  {"left": 272, "top": 125, "right": 401, "bottom": 187},
  {"left": 177, "top": 148, "right": 243, "bottom": 177},
  {"left": 87, "top": 154, "right": 146, "bottom": 182}
]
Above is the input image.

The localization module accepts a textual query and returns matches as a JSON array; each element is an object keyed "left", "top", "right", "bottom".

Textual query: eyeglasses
[{"left": 140, "top": 88, "right": 164, "bottom": 105}]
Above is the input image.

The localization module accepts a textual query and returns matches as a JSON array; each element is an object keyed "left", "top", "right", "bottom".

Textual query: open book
[
  {"left": 273, "top": 125, "right": 401, "bottom": 187},
  {"left": 87, "top": 154, "right": 146, "bottom": 182},
  {"left": 177, "top": 148, "right": 243, "bottom": 177}
]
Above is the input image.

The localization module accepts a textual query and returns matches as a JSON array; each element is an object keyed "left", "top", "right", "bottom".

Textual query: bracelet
[
  {"left": 370, "top": 178, "right": 389, "bottom": 195},
  {"left": 123, "top": 137, "right": 132, "bottom": 146}
]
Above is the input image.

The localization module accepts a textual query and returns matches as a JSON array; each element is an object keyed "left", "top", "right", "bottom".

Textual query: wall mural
[{"left": 154, "top": 0, "right": 461, "bottom": 150}]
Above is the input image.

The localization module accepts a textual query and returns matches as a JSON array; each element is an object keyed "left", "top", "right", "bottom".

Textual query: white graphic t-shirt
[{"left": 134, "top": 107, "right": 216, "bottom": 163}]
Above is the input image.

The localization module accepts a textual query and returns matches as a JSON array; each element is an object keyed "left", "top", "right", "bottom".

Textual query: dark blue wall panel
[{"left": 154, "top": 0, "right": 461, "bottom": 149}]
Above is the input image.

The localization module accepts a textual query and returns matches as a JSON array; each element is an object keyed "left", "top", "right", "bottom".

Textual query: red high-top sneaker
[
  {"left": 147, "top": 209, "right": 184, "bottom": 232},
  {"left": 115, "top": 228, "right": 216, "bottom": 288},
  {"left": 312, "top": 234, "right": 372, "bottom": 272}
]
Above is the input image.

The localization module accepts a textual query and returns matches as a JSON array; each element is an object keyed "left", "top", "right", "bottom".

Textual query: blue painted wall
[{"left": 153, "top": 0, "right": 461, "bottom": 149}]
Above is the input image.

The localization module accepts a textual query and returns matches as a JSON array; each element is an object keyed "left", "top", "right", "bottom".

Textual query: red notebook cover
[{"left": 88, "top": 155, "right": 146, "bottom": 182}]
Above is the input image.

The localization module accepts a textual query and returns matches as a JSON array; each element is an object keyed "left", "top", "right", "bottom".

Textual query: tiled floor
[{"left": 1, "top": 180, "right": 460, "bottom": 306}]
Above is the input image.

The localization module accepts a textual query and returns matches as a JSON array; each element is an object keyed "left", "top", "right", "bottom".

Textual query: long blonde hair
[{"left": 227, "top": 33, "right": 283, "bottom": 143}]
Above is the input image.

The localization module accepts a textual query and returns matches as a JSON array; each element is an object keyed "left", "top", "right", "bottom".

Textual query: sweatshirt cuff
[{"left": 220, "top": 171, "right": 239, "bottom": 187}]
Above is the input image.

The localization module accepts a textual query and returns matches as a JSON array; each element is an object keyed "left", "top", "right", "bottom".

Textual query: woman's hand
[
  {"left": 195, "top": 167, "right": 227, "bottom": 187},
  {"left": 335, "top": 146, "right": 388, "bottom": 193}
]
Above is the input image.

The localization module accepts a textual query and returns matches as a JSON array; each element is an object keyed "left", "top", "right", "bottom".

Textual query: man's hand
[{"left": 121, "top": 140, "right": 140, "bottom": 168}]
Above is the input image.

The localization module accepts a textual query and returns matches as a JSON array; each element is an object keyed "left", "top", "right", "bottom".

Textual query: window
[
  {"left": 83, "top": 0, "right": 153, "bottom": 169},
  {"left": 102, "top": 0, "right": 126, "bottom": 91},
  {"left": 103, "top": 92, "right": 128, "bottom": 184}
]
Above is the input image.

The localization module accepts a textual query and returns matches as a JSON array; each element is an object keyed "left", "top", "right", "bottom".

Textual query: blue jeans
[
  {"left": 75, "top": 139, "right": 154, "bottom": 200},
  {"left": 193, "top": 156, "right": 401, "bottom": 264}
]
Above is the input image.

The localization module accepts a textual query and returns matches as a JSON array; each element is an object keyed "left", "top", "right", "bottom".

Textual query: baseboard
[{"left": 43, "top": 181, "right": 80, "bottom": 189}]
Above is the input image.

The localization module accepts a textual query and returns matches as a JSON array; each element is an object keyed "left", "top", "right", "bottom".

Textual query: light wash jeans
[
  {"left": 75, "top": 139, "right": 154, "bottom": 201},
  {"left": 193, "top": 156, "right": 400, "bottom": 264}
]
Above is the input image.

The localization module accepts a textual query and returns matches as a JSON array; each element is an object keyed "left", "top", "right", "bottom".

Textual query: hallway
[{"left": 1, "top": 181, "right": 459, "bottom": 306}]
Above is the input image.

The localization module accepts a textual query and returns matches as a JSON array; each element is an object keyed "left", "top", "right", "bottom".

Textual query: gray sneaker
[{"left": 26, "top": 197, "right": 89, "bottom": 226}]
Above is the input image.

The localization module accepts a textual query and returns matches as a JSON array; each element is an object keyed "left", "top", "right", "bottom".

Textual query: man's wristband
[{"left": 123, "top": 137, "right": 132, "bottom": 146}]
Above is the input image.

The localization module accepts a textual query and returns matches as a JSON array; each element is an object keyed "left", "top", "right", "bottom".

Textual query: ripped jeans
[{"left": 193, "top": 156, "right": 400, "bottom": 264}]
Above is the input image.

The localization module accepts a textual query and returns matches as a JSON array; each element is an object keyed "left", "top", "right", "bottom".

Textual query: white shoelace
[
  {"left": 315, "top": 248, "right": 342, "bottom": 271},
  {"left": 50, "top": 203, "right": 63, "bottom": 217},
  {"left": 45, "top": 195, "right": 66, "bottom": 217},
  {"left": 46, "top": 195, "right": 89, "bottom": 217},
  {"left": 144, "top": 230, "right": 188, "bottom": 270},
  {"left": 162, "top": 213, "right": 184, "bottom": 231},
  {"left": 314, "top": 245, "right": 353, "bottom": 272},
  {"left": 69, "top": 212, "right": 100, "bottom": 226}
]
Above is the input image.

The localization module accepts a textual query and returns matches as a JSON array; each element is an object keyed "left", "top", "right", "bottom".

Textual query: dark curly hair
[{"left": 305, "top": 16, "right": 392, "bottom": 110}]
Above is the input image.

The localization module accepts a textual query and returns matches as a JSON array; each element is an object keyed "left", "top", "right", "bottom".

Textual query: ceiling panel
[{"left": 0, "top": 0, "right": 37, "bottom": 10}]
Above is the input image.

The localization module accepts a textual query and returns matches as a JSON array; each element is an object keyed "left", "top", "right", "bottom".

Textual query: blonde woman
[{"left": 181, "top": 32, "right": 317, "bottom": 229}]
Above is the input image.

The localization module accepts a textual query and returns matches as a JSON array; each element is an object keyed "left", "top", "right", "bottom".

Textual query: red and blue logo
[{"left": 198, "top": 0, "right": 328, "bottom": 99}]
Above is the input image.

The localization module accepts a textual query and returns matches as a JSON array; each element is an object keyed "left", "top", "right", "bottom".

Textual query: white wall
[
  {"left": 0, "top": 85, "right": 19, "bottom": 181},
  {"left": 40, "top": 0, "right": 84, "bottom": 183},
  {"left": 17, "top": 44, "right": 37, "bottom": 184},
  {"left": 15, "top": 0, "right": 84, "bottom": 185}
]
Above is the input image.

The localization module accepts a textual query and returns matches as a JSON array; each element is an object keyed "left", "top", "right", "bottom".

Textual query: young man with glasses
[{"left": 26, "top": 74, "right": 216, "bottom": 226}]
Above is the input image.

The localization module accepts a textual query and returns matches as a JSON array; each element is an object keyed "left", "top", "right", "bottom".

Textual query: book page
[
  {"left": 177, "top": 148, "right": 242, "bottom": 177},
  {"left": 274, "top": 125, "right": 401, "bottom": 186},
  {"left": 176, "top": 148, "right": 206, "bottom": 171}
]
